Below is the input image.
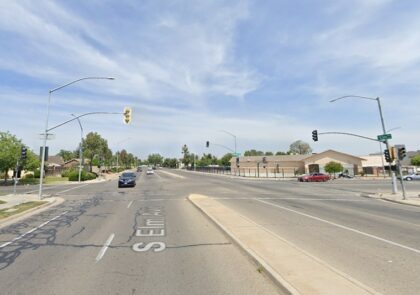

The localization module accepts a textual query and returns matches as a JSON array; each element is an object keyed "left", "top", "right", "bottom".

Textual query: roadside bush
[
  {"left": 68, "top": 170, "right": 96, "bottom": 181},
  {"left": 23, "top": 173, "right": 34, "bottom": 179},
  {"left": 61, "top": 169, "right": 77, "bottom": 177},
  {"left": 34, "top": 170, "right": 41, "bottom": 178}
]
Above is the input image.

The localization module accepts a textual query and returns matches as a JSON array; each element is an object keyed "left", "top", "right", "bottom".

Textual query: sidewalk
[
  {"left": 189, "top": 194, "right": 378, "bottom": 295},
  {"left": 361, "top": 191, "right": 420, "bottom": 207},
  {"left": 0, "top": 193, "right": 62, "bottom": 227}
]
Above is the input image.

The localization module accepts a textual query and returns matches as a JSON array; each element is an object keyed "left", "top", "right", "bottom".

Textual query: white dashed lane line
[
  {"left": 127, "top": 201, "right": 133, "bottom": 208},
  {"left": 96, "top": 233, "right": 115, "bottom": 262}
]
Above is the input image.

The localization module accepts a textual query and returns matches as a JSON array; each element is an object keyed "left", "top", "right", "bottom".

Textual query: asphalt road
[
  {"left": 175, "top": 170, "right": 420, "bottom": 295},
  {"left": 0, "top": 172, "right": 281, "bottom": 295},
  {"left": 1, "top": 171, "right": 420, "bottom": 294}
]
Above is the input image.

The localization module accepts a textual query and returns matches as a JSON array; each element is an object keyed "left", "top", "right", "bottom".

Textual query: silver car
[{"left": 403, "top": 173, "right": 420, "bottom": 181}]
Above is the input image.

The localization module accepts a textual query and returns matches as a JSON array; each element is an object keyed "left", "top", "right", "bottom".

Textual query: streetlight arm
[
  {"left": 318, "top": 131, "right": 380, "bottom": 142},
  {"left": 210, "top": 143, "right": 235, "bottom": 153},
  {"left": 330, "top": 95, "right": 378, "bottom": 103},
  {"left": 47, "top": 112, "right": 122, "bottom": 132},
  {"left": 50, "top": 77, "right": 114, "bottom": 93}
]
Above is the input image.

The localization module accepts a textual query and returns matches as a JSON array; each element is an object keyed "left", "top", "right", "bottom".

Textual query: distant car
[
  {"left": 118, "top": 172, "right": 137, "bottom": 188},
  {"left": 146, "top": 169, "right": 154, "bottom": 175},
  {"left": 137, "top": 166, "right": 142, "bottom": 172},
  {"left": 402, "top": 173, "right": 420, "bottom": 181},
  {"left": 298, "top": 173, "right": 330, "bottom": 182}
]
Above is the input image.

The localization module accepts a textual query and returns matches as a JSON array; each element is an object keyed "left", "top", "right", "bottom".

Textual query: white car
[
  {"left": 402, "top": 173, "right": 420, "bottom": 181},
  {"left": 146, "top": 169, "right": 154, "bottom": 175}
]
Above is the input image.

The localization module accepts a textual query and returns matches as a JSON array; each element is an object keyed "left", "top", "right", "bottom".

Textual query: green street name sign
[
  {"left": 377, "top": 134, "right": 392, "bottom": 141},
  {"left": 233, "top": 153, "right": 241, "bottom": 157}
]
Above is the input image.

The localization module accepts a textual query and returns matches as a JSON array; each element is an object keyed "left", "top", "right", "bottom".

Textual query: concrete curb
[
  {"left": 187, "top": 195, "right": 298, "bottom": 295},
  {"left": 360, "top": 193, "right": 420, "bottom": 207},
  {"left": 0, "top": 197, "right": 65, "bottom": 229},
  {"left": 189, "top": 194, "right": 379, "bottom": 295}
]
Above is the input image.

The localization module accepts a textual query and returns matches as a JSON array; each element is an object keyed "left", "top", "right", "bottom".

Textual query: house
[
  {"left": 230, "top": 150, "right": 365, "bottom": 177},
  {"left": 63, "top": 158, "right": 81, "bottom": 169},
  {"left": 45, "top": 156, "right": 65, "bottom": 176}
]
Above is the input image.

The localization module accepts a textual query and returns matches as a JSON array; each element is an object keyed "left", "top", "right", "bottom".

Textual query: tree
[
  {"left": 181, "top": 144, "right": 191, "bottom": 166},
  {"left": 275, "top": 151, "right": 289, "bottom": 155},
  {"left": 82, "top": 132, "right": 109, "bottom": 172},
  {"left": 163, "top": 158, "right": 178, "bottom": 168},
  {"left": 148, "top": 154, "right": 163, "bottom": 166},
  {"left": 289, "top": 140, "right": 312, "bottom": 155},
  {"left": 197, "top": 153, "right": 218, "bottom": 166},
  {"left": 244, "top": 149, "right": 264, "bottom": 156},
  {"left": 411, "top": 155, "right": 420, "bottom": 166},
  {"left": 57, "top": 149, "right": 76, "bottom": 162},
  {"left": 0, "top": 132, "right": 22, "bottom": 182},
  {"left": 324, "top": 161, "right": 343, "bottom": 177},
  {"left": 265, "top": 151, "right": 273, "bottom": 156},
  {"left": 0, "top": 132, "right": 39, "bottom": 182},
  {"left": 219, "top": 153, "right": 233, "bottom": 166}
]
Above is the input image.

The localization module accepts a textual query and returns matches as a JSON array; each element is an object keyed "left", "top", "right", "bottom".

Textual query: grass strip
[
  {"left": 0, "top": 200, "right": 5, "bottom": 204},
  {"left": 0, "top": 201, "right": 47, "bottom": 219}
]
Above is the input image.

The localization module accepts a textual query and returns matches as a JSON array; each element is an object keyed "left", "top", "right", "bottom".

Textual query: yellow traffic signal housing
[
  {"left": 123, "top": 107, "right": 132, "bottom": 124},
  {"left": 390, "top": 146, "right": 397, "bottom": 161}
]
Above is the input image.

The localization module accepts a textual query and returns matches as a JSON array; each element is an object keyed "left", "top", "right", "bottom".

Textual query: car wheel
[{"left": 405, "top": 177, "right": 412, "bottom": 181}]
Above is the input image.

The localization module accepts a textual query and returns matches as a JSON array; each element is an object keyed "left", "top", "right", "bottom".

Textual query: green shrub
[
  {"left": 23, "top": 173, "right": 34, "bottom": 179},
  {"left": 34, "top": 170, "right": 41, "bottom": 178},
  {"left": 61, "top": 169, "right": 77, "bottom": 177},
  {"left": 68, "top": 171, "right": 96, "bottom": 181}
]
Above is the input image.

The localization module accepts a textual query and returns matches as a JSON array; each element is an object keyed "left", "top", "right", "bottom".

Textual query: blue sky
[{"left": 1, "top": 0, "right": 419, "bottom": 159}]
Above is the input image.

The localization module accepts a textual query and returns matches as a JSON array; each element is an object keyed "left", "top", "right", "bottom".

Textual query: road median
[{"left": 188, "top": 194, "right": 379, "bottom": 295}]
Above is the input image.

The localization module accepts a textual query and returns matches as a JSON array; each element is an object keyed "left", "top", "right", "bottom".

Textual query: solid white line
[
  {"left": 0, "top": 210, "right": 69, "bottom": 249},
  {"left": 55, "top": 183, "right": 90, "bottom": 194},
  {"left": 96, "top": 233, "right": 115, "bottom": 262},
  {"left": 127, "top": 201, "right": 133, "bottom": 208},
  {"left": 257, "top": 199, "right": 420, "bottom": 255}
]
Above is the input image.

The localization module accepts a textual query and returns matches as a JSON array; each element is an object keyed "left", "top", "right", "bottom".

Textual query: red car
[{"left": 298, "top": 173, "right": 330, "bottom": 182}]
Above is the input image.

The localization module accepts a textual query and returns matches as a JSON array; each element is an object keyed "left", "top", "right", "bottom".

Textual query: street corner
[{"left": 0, "top": 194, "right": 65, "bottom": 229}]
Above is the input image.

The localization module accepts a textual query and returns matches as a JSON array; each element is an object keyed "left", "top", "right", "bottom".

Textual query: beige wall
[{"left": 303, "top": 152, "right": 363, "bottom": 174}]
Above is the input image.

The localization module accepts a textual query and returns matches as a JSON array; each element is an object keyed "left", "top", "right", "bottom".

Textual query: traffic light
[
  {"left": 206, "top": 141, "right": 209, "bottom": 148},
  {"left": 312, "top": 130, "right": 318, "bottom": 142},
  {"left": 236, "top": 157, "right": 240, "bottom": 167},
  {"left": 262, "top": 157, "right": 267, "bottom": 164},
  {"left": 21, "top": 146, "right": 27, "bottom": 160},
  {"left": 123, "top": 107, "right": 132, "bottom": 124},
  {"left": 398, "top": 146, "right": 406, "bottom": 160},
  {"left": 384, "top": 149, "right": 392, "bottom": 163}
]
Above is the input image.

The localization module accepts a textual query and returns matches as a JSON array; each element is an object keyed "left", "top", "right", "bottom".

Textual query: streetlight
[
  {"left": 219, "top": 130, "right": 237, "bottom": 155},
  {"left": 330, "top": 95, "right": 397, "bottom": 193},
  {"left": 71, "top": 114, "right": 84, "bottom": 183},
  {"left": 38, "top": 77, "right": 114, "bottom": 199}
]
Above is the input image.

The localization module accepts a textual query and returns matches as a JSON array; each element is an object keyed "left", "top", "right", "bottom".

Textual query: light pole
[
  {"left": 330, "top": 95, "right": 397, "bottom": 193},
  {"left": 38, "top": 77, "right": 114, "bottom": 199},
  {"left": 219, "top": 130, "right": 237, "bottom": 155},
  {"left": 71, "top": 114, "right": 84, "bottom": 183}
]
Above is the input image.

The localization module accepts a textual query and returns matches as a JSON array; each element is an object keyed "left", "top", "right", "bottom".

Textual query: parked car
[
  {"left": 118, "top": 172, "right": 137, "bottom": 188},
  {"left": 298, "top": 173, "right": 330, "bottom": 182},
  {"left": 402, "top": 173, "right": 420, "bottom": 181},
  {"left": 137, "top": 166, "right": 142, "bottom": 172}
]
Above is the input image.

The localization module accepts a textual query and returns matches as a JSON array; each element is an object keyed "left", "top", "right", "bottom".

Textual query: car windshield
[{"left": 121, "top": 173, "right": 135, "bottom": 178}]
